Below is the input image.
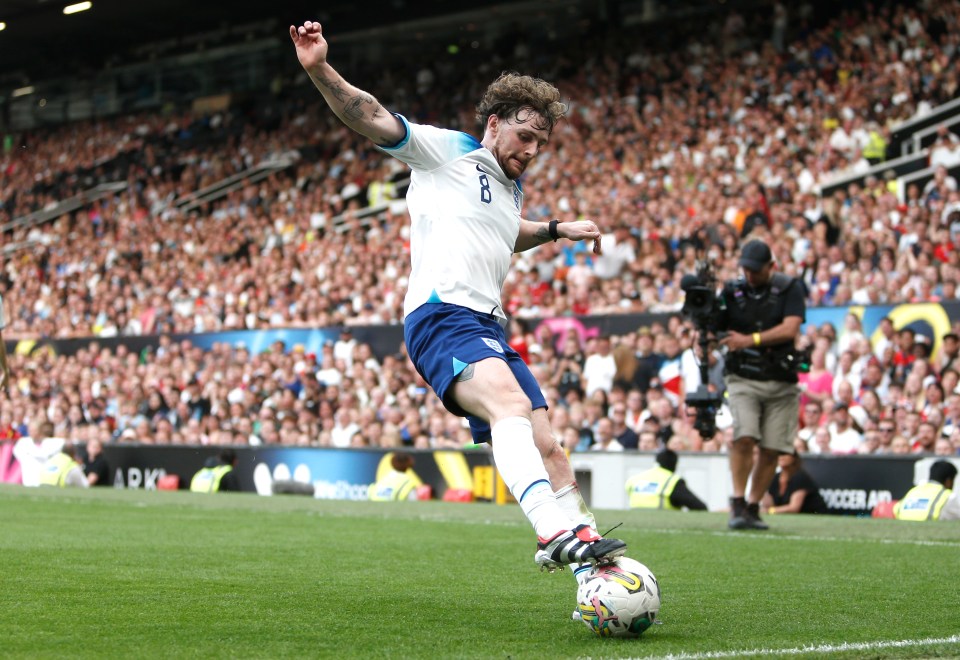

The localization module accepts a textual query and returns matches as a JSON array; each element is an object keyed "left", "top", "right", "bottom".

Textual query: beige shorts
[{"left": 725, "top": 373, "right": 799, "bottom": 453}]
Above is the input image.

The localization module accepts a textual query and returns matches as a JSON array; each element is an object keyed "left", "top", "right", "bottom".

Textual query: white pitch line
[
  {"left": 641, "top": 525, "right": 960, "bottom": 549},
  {"left": 632, "top": 634, "right": 960, "bottom": 660}
]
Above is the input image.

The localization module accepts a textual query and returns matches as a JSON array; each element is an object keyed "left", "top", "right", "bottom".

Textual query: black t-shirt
[
  {"left": 218, "top": 468, "right": 242, "bottom": 492},
  {"left": 669, "top": 479, "right": 708, "bottom": 511},
  {"left": 84, "top": 455, "right": 110, "bottom": 487},
  {"left": 767, "top": 469, "right": 826, "bottom": 514}
]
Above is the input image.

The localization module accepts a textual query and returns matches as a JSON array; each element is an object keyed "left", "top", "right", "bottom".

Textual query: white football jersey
[{"left": 379, "top": 115, "right": 522, "bottom": 323}]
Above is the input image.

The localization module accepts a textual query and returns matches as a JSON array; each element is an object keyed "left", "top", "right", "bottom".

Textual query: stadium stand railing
[
  {"left": 891, "top": 95, "right": 960, "bottom": 157},
  {"left": 175, "top": 155, "right": 299, "bottom": 213},
  {"left": 897, "top": 163, "right": 960, "bottom": 205},
  {"left": 906, "top": 116, "right": 960, "bottom": 157},
  {"left": 819, "top": 149, "right": 932, "bottom": 198},
  {"left": 0, "top": 180, "right": 128, "bottom": 235}
]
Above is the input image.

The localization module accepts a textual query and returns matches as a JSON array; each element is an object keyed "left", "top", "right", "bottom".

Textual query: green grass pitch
[{"left": 2, "top": 484, "right": 958, "bottom": 659}]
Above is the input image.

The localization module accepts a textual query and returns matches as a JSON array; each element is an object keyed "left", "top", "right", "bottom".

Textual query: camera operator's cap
[{"left": 739, "top": 240, "right": 773, "bottom": 270}]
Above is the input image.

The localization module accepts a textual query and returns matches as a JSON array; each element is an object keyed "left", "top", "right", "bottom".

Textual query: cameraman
[{"left": 717, "top": 240, "right": 805, "bottom": 531}]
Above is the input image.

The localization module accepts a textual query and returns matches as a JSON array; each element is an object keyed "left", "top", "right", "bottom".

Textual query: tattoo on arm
[
  {"left": 455, "top": 363, "right": 476, "bottom": 382},
  {"left": 317, "top": 77, "right": 348, "bottom": 103},
  {"left": 344, "top": 93, "right": 375, "bottom": 121},
  {"left": 534, "top": 225, "right": 552, "bottom": 244}
]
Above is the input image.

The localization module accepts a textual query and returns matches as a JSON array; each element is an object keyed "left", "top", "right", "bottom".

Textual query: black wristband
[{"left": 548, "top": 219, "right": 560, "bottom": 242}]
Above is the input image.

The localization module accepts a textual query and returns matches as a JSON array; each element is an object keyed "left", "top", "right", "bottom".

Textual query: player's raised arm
[
  {"left": 289, "top": 21, "right": 405, "bottom": 146},
  {"left": 514, "top": 219, "right": 603, "bottom": 255}
]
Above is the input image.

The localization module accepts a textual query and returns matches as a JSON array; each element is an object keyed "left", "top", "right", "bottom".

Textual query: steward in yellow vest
[
  {"left": 626, "top": 465, "right": 680, "bottom": 509},
  {"left": 190, "top": 449, "right": 241, "bottom": 493},
  {"left": 894, "top": 461, "right": 959, "bottom": 521},
  {"left": 625, "top": 449, "right": 707, "bottom": 511},
  {"left": 863, "top": 125, "right": 887, "bottom": 164},
  {"left": 369, "top": 452, "right": 420, "bottom": 501},
  {"left": 39, "top": 444, "right": 89, "bottom": 488}
]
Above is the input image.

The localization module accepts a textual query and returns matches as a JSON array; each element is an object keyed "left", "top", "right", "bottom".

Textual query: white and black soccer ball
[{"left": 575, "top": 556, "right": 660, "bottom": 637}]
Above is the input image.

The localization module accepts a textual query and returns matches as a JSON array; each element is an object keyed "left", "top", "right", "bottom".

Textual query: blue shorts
[{"left": 404, "top": 303, "right": 547, "bottom": 442}]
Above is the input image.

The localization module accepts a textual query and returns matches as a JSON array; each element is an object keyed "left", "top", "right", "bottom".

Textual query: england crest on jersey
[{"left": 482, "top": 338, "right": 504, "bottom": 353}]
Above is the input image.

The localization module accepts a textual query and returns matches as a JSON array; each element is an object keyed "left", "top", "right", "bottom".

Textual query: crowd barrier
[
  {"left": 7, "top": 299, "right": 960, "bottom": 361},
  {"left": 5, "top": 441, "right": 949, "bottom": 517}
]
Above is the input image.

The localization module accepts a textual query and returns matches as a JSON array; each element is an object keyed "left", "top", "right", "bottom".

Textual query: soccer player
[{"left": 290, "top": 21, "right": 625, "bottom": 570}]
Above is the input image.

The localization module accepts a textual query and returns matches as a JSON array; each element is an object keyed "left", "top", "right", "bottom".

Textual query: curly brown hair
[{"left": 476, "top": 72, "right": 566, "bottom": 133}]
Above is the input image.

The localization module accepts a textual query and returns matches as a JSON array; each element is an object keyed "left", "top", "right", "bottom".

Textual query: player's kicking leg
[
  {"left": 531, "top": 408, "right": 625, "bottom": 573},
  {"left": 452, "top": 359, "right": 625, "bottom": 571}
]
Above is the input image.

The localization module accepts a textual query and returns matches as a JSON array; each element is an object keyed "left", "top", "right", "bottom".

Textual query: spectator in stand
[
  {"left": 799, "top": 343, "right": 834, "bottom": 408},
  {"left": 656, "top": 333, "right": 684, "bottom": 406},
  {"left": 859, "top": 429, "right": 882, "bottom": 455},
  {"left": 911, "top": 421, "right": 940, "bottom": 454},
  {"left": 857, "top": 389, "right": 885, "bottom": 426},
  {"left": 890, "top": 435, "right": 912, "bottom": 455},
  {"left": 941, "top": 393, "right": 960, "bottom": 438},
  {"left": 631, "top": 328, "right": 663, "bottom": 394},
  {"left": 929, "top": 125, "right": 960, "bottom": 169},
  {"left": 591, "top": 417, "right": 625, "bottom": 452},
  {"left": 873, "top": 318, "right": 898, "bottom": 363},
  {"left": 810, "top": 427, "right": 833, "bottom": 455},
  {"left": 797, "top": 401, "right": 823, "bottom": 448},
  {"left": 891, "top": 328, "right": 917, "bottom": 386},
  {"left": 582, "top": 335, "right": 617, "bottom": 399},
  {"left": 637, "top": 430, "right": 661, "bottom": 452},
  {"left": 875, "top": 420, "right": 898, "bottom": 454},
  {"left": 934, "top": 436, "right": 957, "bottom": 456},
  {"left": 938, "top": 333, "right": 960, "bottom": 375},
  {"left": 827, "top": 402, "right": 863, "bottom": 454},
  {"left": 608, "top": 402, "right": 639, "bottom": 450},
  {"left": 900, "top": 409, "right": 924, "bottom": 442},
  {"left": 623, "top": 389, "right": 646, "bottom": 433},
  {"left": 552, "top": 334, "right": 586, "bottom": 402},
  {"left": 861, "top": 360, "right": 890, "bottom": 405}
]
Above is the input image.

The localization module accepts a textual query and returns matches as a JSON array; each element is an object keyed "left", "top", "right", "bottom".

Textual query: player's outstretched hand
[
  {"left": 558, "top": 220, "right": 603, "bottom": 255},
  {"left": 289, "top": 21, "right": 328, "bottom": 70}
]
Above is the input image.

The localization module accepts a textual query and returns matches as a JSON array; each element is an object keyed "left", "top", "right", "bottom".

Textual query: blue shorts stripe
[{"left": 519, "top": 479, "right": 550, "bottom": 504}]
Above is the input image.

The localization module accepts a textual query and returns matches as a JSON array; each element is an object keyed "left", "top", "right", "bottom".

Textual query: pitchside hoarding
[{"left": 1, "top": 442, "right": 923, "bottom": 516}]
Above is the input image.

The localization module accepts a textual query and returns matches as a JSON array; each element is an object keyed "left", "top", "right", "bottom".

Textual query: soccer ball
[{"left": 575, "top": 557, "right": 660, "bottom": 637}]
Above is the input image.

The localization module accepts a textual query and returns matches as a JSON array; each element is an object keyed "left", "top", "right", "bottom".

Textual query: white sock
[
  {"left": 554, "top": 482, "right": 597, "bottom": 531},
  {"left": 554, "top": 483, "right": 598, "bottom": 584},
  {"left": 572, "top": 564, "right": 595, "bottom": 585},
  {"left": 492, "top": 416, "right": 571, "bottom": 539}
]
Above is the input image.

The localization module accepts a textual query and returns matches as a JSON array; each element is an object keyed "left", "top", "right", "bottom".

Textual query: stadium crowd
[{"left": 1, "top": 0, "right": 960, "bottom": 458}]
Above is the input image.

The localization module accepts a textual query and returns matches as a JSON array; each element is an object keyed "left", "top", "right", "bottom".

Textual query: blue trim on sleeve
[
  {"left": 457, "top": 131, "right": 482, "bottom": 154},
  {"left": 379, "top": 113, "right": 411, "bottom": 150}
]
